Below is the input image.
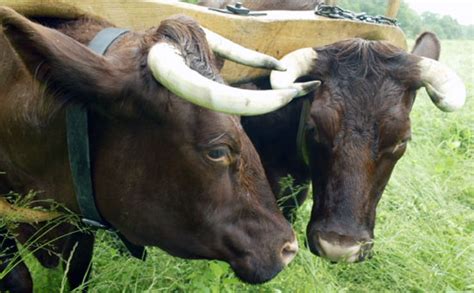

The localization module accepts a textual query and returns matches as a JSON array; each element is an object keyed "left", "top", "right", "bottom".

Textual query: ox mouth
[
  {"left": 308, "top": 234, "right": 374, "bottom": 263},
  {"left": 229, "top": 240, "right": 297, "bottom": 284}
]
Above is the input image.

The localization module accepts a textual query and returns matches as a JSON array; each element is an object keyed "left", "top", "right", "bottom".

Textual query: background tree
[{"left": 337, "top": 0, "right": 473, "bottom": 39}]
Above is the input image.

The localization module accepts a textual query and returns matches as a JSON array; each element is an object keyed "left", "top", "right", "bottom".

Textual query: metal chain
[{"left": 315, "top": 4, "right": 399, "bottom": 26}]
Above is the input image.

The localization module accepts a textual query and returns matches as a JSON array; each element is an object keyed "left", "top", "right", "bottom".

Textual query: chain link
[{"left": 315, "top": 4, "right": 399, "bottom": 26}]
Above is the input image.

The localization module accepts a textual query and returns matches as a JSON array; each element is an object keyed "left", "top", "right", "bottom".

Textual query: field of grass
[{"left": 14, "top": 39, "right": 474, "bottom": 292}]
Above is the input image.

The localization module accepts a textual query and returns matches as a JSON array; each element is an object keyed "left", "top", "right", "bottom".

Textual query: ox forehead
[
  {"left": 0, "top": 8, "right": 298, "bottom": 290},
  {"left": 243, "top": 33, "right": 465, "bottom": 263},
  {"left": 308, "top": 39, "right": 417, "bottom": 145}
]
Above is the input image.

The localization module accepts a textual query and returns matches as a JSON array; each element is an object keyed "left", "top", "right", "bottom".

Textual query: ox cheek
[{"left": 199, "top": 124, "right": 299, "bottom": 283}]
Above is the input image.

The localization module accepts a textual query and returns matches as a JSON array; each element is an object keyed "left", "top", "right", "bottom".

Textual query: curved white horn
[
  {"left": 202, "top": 27, "right": 286, "bottom": 71},
  {"left": 148, "top": 43, "right": 319, "bottom": 116},
  {"left": 270, "top": 48, "right": 320, "bottom": 96},
  {"left": 419, "top": 57, "right": 466, "bottom": 112}
]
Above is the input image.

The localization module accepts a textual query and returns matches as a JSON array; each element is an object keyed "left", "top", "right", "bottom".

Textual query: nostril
[
  {"left": 281, "top": 239, "right": 298, "bottom": 266},
  {"left": 357, "top": 240, "right": 374, "bottom": 261}
]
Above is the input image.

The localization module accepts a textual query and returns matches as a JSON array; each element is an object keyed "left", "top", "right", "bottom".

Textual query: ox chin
[
  {"left": 228, "top": 238, "right": 298, "bottom": 284},
  {"left": 150, "top": 245, "right": 283, "bottom": 283},
  {"left": 168, "top": 249, "right": 288, "bottom": 284},
  {"left": 133, "top": 236, "right": 296, "bottom": 284},
  {"left": 228, "top": 244, "right": 297, "bottom": 283}
]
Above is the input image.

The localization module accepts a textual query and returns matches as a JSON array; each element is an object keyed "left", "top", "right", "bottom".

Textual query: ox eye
[
  {"left": 392, "top": 138, "right": 410, "bottom": 153},
  {"left": 207, "top": 146, "right": 232, "bottom": 164}
]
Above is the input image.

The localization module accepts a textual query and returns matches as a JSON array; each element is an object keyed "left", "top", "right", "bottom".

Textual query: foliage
[
  {"left": 0, "top": 192, "right": 82, "bottom": 286},
  {"left": 338, "top": 0, "right": 473, "bottom": 39}
]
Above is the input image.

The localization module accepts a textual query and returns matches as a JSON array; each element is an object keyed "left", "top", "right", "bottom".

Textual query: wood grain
[{"left": 0, "top": 0, "right": 407, "bottom": 83}]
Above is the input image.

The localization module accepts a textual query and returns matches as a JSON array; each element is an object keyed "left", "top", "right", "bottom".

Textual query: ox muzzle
[{"left": 307, "top": 224, "right": 374, "bottom": 262}]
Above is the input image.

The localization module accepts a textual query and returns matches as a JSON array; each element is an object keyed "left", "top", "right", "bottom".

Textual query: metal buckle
[
  {"left": 81, "top": 218, "right": 109, "bottom": 229},
  {"left": 208, "top": 2, "right": 267, "bottom": 16}
]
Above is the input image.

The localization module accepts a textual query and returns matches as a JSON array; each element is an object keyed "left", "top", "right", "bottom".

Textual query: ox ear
[
  {"left": 411, "top": 31, "right": 465, "bottom": 112},
  {"left": 411, "top": 32, "right": 441, "bottom": 60},
  {"left": 0, "top": 7, "right": 122, "bottom": 102}
]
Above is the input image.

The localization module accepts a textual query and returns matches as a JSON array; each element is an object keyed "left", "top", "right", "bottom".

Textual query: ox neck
[
  {"left": 66, "top": 27, "right": 146, "bottom": 260},
  {"left": 296, "top": 98, "right": 311, "bottom": 166}
]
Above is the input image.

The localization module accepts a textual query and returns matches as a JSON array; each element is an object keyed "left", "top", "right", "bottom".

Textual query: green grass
[{"left": 23, "top": 40, "right": 474, "bottom": 292}]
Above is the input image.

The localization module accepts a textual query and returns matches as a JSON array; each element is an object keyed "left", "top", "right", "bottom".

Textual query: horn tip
[
  {"left": 265, "top": 59, "right": 287, "bottom": 71},
  {"left": 425, "top": 83, "right": 466, "bottom": 112},
  {"left": 294, "top": 80, "right": 321, "bottom": 97},
  {"left": 274, "top": 61, "right": 287, "bottom": 71}
]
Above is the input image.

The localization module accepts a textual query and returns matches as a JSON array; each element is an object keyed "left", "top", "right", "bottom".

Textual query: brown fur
[
  {"left": 0, "top": 7, "right": 294, "bottom": 290},
  {"left": 242, "top": 34, "right": 440, "bottom": 260}
]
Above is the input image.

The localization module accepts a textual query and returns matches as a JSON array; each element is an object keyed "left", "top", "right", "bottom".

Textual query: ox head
[
  {"left": 0, "top": 8, "right": 305, "bottom": 283},
  {"left": 271, "top": 33, "right": 465, "bottom": 262}
]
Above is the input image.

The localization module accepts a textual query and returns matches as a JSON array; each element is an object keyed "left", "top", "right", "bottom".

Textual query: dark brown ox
[
  {"left": 242, "top": 32, "right": 465, "bottom": 262},
  {"left": 197, "top": 0, "right": 322, "bottom": 10},
  {"left": 0, "top": 8, "right": 301, "bottom": 291}
]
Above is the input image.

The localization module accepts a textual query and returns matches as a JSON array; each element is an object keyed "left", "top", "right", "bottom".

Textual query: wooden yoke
[
  {"left": 1, "top": 0, "right": 407, "bottom": 83},
  {"left": 385, "top": 0, "right": 401, "bottom": 19}
]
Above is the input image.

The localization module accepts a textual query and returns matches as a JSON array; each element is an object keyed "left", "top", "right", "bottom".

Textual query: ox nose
[
  {"left": 281, "top": 238, "right": 298, "bottom": 266},
  {"left": 310, "top": 231, "right": 373, "bottom": 263}
]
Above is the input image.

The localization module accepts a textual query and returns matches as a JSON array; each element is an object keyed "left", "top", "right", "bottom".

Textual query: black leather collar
[{"left": 67, "top": 27, "right": 146, "bottom": 259}]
